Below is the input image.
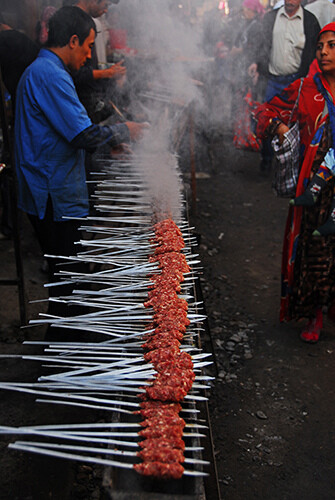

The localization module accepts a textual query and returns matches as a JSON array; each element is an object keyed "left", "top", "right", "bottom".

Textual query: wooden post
[{"left": 189, "top": 107, "right": 196, "bottom": 212}]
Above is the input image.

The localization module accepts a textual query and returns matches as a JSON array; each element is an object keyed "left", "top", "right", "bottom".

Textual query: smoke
[
  {"left": 111, "top": 0, "right": 207, "bottom": 222},
  {"left": 133, "top": 119, "right": 184, "bottom": 224}
]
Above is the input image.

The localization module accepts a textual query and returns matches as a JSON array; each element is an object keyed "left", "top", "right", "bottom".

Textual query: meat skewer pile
[{"left": 134, "top": 218, "right": 198, "bottom": 479}]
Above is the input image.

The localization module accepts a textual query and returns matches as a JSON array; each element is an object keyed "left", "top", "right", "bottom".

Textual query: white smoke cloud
[{"left": 111, "top": 0, "right": 208, "bottom": 222}]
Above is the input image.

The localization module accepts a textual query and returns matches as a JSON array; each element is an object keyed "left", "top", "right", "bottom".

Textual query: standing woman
[{"left": 256, "top": 23, "right": 335, "bottom": 343}]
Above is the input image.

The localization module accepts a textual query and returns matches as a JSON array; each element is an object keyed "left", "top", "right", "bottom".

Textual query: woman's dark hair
[
  {"left": 46, "top": 6, "right": 96, "bottom": 47},
  {"left": 317, "top": 30, "right": 335, "bottom": 42}
]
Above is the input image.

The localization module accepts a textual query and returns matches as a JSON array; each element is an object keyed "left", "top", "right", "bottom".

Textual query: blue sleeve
[
  {"left": 28, "top": 67, "right": 92, "bottom": 142},
  {"left": 71, "top": 123, "right": 130, "bottom": 151}
]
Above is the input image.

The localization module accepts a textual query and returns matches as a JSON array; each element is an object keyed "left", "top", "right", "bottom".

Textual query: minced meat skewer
[
  {"left": 134, "top": 461, "right": 185, "bottom": 479},
  {"left": 138, "top": 424, "right": 184, "bottom": 440},
  {"left": 137, "top": 447, "right": 185, "bottom": 464},
  {"left": 138, "top": 437, "right": 185, "bottom": 451}
]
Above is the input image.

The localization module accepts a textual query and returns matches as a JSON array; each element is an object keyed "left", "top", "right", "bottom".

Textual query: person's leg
[{"left": 28, "top": 197, "right": 88, "bottom": 340}]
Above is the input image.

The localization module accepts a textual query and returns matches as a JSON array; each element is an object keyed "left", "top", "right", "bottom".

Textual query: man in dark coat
[{"left": 250, "top": 0, "right": 320, "bottom": 170}]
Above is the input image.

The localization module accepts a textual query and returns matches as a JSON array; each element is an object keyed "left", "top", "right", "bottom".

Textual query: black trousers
[{"left": 28, "top": 197, "right": 89, "bottom": 341}]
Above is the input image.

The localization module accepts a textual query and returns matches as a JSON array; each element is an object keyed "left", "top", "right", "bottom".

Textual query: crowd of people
[{"left": 1, "top": 0, "right": 335, "bottom": 344}]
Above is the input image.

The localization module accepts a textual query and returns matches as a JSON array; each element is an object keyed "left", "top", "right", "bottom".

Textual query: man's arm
[{"left": 70, "top": 122, "right": 150, "bottom": 151}]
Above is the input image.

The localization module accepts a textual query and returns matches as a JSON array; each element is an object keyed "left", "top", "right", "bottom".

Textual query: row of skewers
[{"left": 0, "top": 153, "right": 213, "bottom": 481}]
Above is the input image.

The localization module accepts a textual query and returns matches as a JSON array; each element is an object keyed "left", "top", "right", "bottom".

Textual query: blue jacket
[{"left": 15, "top": 48, "right": 92, "bottom": 221}]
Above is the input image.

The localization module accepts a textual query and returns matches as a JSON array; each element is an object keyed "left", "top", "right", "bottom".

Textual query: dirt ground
[
  {"left": 191, "top": 135, "right": 335, "bottom": 500},
  {"left": 1, "top": 129, "right": 335, "bottom": 499}
]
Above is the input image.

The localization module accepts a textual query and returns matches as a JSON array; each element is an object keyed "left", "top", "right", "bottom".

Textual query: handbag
[
  {"left": 233, "top": 90, "right": 261, "bottom": 153},
  {"left": 271, "top": 78, "right": 304, "bottom": 198}
]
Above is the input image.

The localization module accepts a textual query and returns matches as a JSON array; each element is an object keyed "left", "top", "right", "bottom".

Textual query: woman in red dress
[{"left": 256, "top": 23, "right": 335, "bottom": 343}]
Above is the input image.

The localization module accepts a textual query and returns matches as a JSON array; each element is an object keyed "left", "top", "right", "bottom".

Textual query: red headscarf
[
  {"left": 242, "top": 0, "right": 265, "bottom": 15},
  {"left": 318, "top": 22, "right": 335, "bottom": 40}
]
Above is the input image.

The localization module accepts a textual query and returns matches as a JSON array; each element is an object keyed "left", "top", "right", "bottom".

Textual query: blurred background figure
[
  {"left": 202, "top": 0, "right": 225, "bottom": 57},
  {"left": 305, "top": 0, "right": 335, "bottom": 29},
  {"left": 231, "top": 0, "right": 265, "bottom": 101},
  {"left": 0, "top": 15, "right": 39, "bottom": 239},
  {"left": 71, "top": 0, "right": 127, "bottom": 123},
  {"left": 305, "top": 0, "right": 335, "bottom": 76},
  {"left": 94, "top": 13, "right": 109, "bottom": 66},
  {"left": 35, "top": 5, "right": 57, "bottom": 46}
]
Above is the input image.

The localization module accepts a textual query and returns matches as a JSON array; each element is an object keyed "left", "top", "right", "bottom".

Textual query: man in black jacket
[{"left": 250, "top": 0, "right": 320, "bottom": 170}]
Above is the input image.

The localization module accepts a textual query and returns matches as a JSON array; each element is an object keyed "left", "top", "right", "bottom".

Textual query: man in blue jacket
[{"left": 15, "top": 6, "right": 148, "bottom": 338}]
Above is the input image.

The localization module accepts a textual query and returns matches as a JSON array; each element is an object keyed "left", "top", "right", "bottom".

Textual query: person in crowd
[
  {"left": 305, "top": 0, "right": 335, "bottom": 29},
  {"left": 35, "top": 5, "right": 57, "bottom": 46},
  {"left": 202, "top": 1, "right": 224, "bottom": 56},
  {"left": 66, "top": 0, "right": 129, "bottom": 212},
  {"left": 68, "top": 0, "right": 127, "bottom": 123},
  {"left": 0, "top": 21, "right": 39, "bottom": 239},
  {"left": 230, "top": 0, "right": 265, "bottom": 101},
  {"left": 0, "top": 25, "right": 39, "bottom": 107},
  {"left": 93, "top": 13, "right": 108, "bottom": 65},
  {"left": 14, "top": 6, "right": 148, "bottom": 339},
  {"left": 255, "top": 22, "right": 335, "bottom": 343},
  {"left": 250, "top": 0, "right": 320, "bottom": 171},
  {"left": 304, "top": 0, "right": 335, "bottom": 76}
]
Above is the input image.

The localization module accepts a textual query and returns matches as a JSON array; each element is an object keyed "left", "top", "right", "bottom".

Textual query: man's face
[
  {"left": 88, "top": 0, "right": 109, "bottom": 18},
  {"left": 70, "top": 28, "right": 95, "bottom": 71},
  {"left": 284, "top": 0, "right": 301, "bottom": 16}
]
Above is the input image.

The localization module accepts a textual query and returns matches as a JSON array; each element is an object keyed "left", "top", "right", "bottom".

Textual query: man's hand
[
  {"left": 103, "top": 61, "right": 127, "bottom": 80},
  {"left": 94, "top": 61, "right": 127, "bottom": 81},
  {"left": 248, "top": 63, "right": 259, "bottom": 85},
  {"left": 125, "top": 122, "right": 151, "bottom": 141},
  {"left": 110, "top": 143, "right": 133, "bottom": 156}
]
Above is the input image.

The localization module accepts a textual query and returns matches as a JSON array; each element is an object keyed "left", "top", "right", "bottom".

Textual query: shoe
[
  {"left": 300, "top": 325, "right": 320, "bottom": 343},
  {"left": 300, "top": 309, "right": 322, "bottom": 343}
]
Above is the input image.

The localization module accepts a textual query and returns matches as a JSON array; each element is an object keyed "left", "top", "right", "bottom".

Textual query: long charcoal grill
[{"left": 0, "top": 118, "right": 220, "bottom": 499}]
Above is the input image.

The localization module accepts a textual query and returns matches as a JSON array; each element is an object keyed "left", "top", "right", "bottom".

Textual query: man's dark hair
[{"left": 46, "top": 6, "right": 96, "bottom": 48}]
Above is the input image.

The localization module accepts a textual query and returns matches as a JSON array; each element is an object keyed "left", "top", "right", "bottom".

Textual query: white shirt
[
  {"left": 305, "top": 0, "right": 335, "bottom": 28},
  {"left": 94, "top": 17, "right": 107, "bottom": 65},
  {"left": 269, "top": 6, "right": 305, "bottom": 76}
]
